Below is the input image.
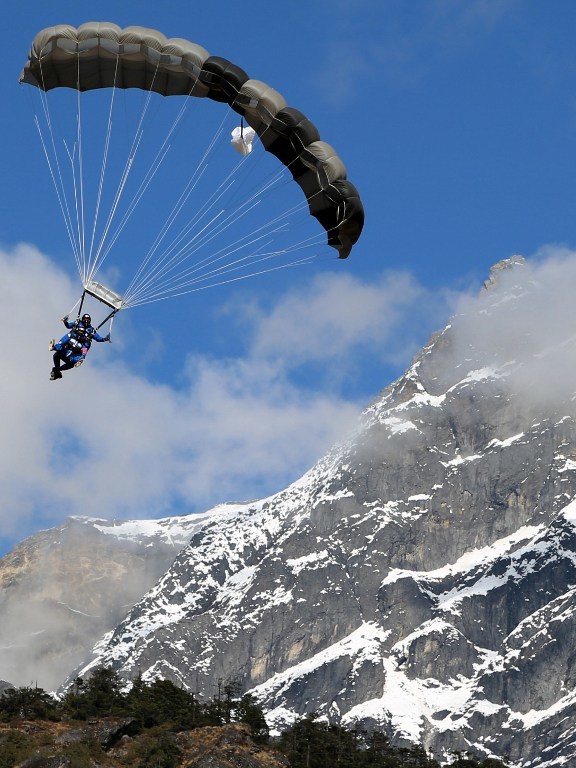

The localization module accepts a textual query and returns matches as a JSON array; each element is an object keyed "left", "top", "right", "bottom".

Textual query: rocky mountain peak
[{"left": 482, "top": 255, "right": 526, "bottom": 291}]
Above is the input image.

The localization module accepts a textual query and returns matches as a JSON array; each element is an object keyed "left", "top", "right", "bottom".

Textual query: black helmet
[{"left": 81, "top": 314, "right": 91, "bottom": 326}]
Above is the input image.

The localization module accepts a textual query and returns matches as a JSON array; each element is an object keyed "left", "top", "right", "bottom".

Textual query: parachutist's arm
[
  {"left": 62, "top": 316, "right": 74, "bottom": 329},
  {"left": 92, "top": 331, "right": 111, "bottom": 343}
]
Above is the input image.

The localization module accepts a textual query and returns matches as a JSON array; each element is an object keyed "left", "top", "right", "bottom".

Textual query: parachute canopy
[{"left": 20, "top": 22, "right": 363, "bottom": 262}]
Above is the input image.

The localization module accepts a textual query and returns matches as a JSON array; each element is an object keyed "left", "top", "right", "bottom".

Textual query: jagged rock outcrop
[{"left": 72, "top": 256, "right": 576, "bottom": 767}]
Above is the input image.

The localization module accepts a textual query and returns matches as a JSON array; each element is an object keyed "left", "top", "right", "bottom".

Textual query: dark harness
[{"left": 65, "top": 323, "right": 93, "bottom": 354}]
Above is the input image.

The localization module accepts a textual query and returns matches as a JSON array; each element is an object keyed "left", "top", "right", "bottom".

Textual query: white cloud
[
  {"left": 451, "top": 247, "right": 576, "bottom": 406},
  {"left": 0, "top": 244, "right": 444, "bottom": 548},
  {"left": 248, "top": 270, "right": 423, "bottom": 367}
]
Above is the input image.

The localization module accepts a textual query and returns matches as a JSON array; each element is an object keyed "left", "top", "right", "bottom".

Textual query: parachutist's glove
[
  {"left": 62, "top": 316, "right": 69, "bottom": 323},
  {"left": 105, "top": 335, "right": 111, "bottom": 342}
]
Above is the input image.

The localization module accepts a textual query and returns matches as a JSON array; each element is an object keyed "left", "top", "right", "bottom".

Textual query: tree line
[{"left": 0, "top": 666, "right": 508, "bottom": 768}]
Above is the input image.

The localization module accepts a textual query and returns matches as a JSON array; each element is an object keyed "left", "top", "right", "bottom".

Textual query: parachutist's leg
[
  {"left": 52, "top": 351, "right": 75, "bottom": 377},
  {"left": 51, "top": 352, "right": 63, "bottom": 380}
]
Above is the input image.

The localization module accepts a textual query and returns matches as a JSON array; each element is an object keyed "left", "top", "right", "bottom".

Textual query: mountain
[
  {"left": 68, "top": 255, "right": 576, "bottom": 767},
  {"left": 0, "top": 511, "right": 218, "bottom": 690}
]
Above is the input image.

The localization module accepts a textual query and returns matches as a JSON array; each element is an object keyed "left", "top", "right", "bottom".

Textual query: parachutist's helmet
[{"left": 81, "top": 314, "right": 91, "bottom": 326}]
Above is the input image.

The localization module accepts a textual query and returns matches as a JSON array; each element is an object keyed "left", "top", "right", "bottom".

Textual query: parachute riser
[
  {"left": 76, "top": 289, "right": 86, "bottom": 320},
  {"left": 96, "top": 307, "right": 119, "bottom": 332}
]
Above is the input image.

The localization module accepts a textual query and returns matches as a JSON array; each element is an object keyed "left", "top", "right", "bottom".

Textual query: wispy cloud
[
  {"left": 0, "top": 244, "right": 446, "bottom": 548},
  {"left": 237, "top": 270, "right": 425, "bottom": 370},
  {"left": 312, "top": 0, "right": 520, "bottom": 105}
]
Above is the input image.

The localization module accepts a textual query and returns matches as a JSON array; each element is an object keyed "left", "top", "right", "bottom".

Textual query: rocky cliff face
[
  {"left": 12, "top": 256, "right": 576, "bottom": 767},
  {"left": 0, "top": 512, "right": 217, "bottom": 690}
]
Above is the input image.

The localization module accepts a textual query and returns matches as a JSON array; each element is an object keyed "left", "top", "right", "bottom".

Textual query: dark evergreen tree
[
  {"left": 235, "top": 693, "right": 270, "bottom": 743},
  {"left": 126, "top": 677, "right": 197, "bottom": 730},
  {"left": 277, "top": 714, "right": 363, "bottom": 768},
  {"left": 276, "top": 716, "right": 507, "bottom": 768},
  {"left": 68, "top": 665, "right": 125, "bottom": 718},
  {"left": 0, "top": 685, "right": 59, "bottom": 721}
]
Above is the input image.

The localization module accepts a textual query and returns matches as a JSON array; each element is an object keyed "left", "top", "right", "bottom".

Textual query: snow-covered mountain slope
[
  {"left": 0, "top": 510, "right": 218, "bottom": 690},
  {"left": 75, "top": 257, "right": 576, "bottom": 766}
]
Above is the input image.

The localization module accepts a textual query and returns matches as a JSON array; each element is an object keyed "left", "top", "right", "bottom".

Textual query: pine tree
[{"left": 235, "top": 694, "right": 270, "bottom": 743}]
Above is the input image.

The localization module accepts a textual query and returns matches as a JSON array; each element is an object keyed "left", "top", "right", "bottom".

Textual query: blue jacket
[{"left": 55, "top": 318, "right": 109, "bottom": 364}]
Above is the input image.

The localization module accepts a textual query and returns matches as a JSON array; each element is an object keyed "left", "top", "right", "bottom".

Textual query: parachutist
[{"left": 49, "top": 314, "right": 110, "bottom": 381}]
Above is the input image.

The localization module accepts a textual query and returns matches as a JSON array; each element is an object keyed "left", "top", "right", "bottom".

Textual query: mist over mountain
[
  {"left": 0, "top": 512, "right": 217, "bottom": 690},
  {"left": 4, "top": 253, "right": 576, "bottom": 766}
]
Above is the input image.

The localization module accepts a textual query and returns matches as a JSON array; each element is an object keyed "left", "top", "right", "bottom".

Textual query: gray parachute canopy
[{"left": 20, "top": 22, "right": 363, "bottom": 258}]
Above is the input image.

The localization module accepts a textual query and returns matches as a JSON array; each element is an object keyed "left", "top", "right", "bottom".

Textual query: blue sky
[{"left": 2, "top": 0, "right": 576, "bottom": 555}]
